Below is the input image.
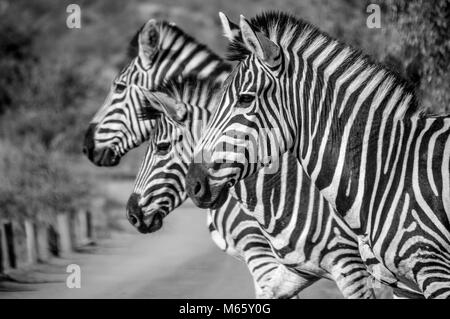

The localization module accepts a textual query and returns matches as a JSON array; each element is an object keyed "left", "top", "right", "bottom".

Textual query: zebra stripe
[
  {"left": 130, "top": 79, "right": 313, "bottom": 298},
  {"left": 133, "top": 77, "right": 380, "bottom": 298}
]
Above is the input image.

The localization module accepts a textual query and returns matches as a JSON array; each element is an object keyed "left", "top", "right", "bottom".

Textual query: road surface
[{"left": 0, "top": 179, "right": 343, "bottom": 299}]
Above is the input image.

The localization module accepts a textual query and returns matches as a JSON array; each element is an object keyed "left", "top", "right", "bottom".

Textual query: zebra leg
[
  {"left": 330, "top": 264, "right": 376, "bottom": 299},
  {"left": 207, "top": 215, "right": 314, "bottom": 298},
  {"left": 238, "top": 239, "right": 318, "bottom": 298},
  {"left": 256, "top": 264, "right": 319, "bottom": 299},
  {"left": 412, "top": 258, "right": 450, "bottom": 299}
]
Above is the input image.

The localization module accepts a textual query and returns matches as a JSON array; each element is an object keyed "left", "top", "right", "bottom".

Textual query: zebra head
[
  {"left": 83, "top": 19, "right": 230, "bottom": 166},
  {"left": 83, "top": 19, "right": 161, "bottom": 166},
  {"left": 126, "top": 117, "right": 185, "bottom": 234},
  {"left": 187, "top": 13, "right": 295, "bottom": 209},
  {"left": 125, "top": 77, "right": 221, "bottom": 233}
]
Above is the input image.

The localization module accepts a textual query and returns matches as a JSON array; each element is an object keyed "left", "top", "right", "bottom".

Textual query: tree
[{"left": 386, "top": 0, "right": 450, "bottom": 112}]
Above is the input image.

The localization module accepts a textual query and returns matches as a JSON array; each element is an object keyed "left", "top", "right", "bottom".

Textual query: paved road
[
  {"left": 0, "top": 203, "right": 342, "bottom": 299},
  {"left": 0, "top": 179, "right": 342, "bottom": 299}
]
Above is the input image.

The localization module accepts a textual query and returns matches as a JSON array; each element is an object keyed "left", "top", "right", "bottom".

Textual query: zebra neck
[{"left": 288, "top": 53, "right": 420, "bottom": 225}]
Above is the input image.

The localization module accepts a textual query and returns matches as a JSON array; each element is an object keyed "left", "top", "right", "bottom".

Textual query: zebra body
[
  {"left": 208, "top": 197, "right": 317, "bottom": 298},
  {"left": 135, "top": 78, "right": 378, "bottom": 298},
  {"left": 189, "top": 11, "right": 450, "bottom": 298}
]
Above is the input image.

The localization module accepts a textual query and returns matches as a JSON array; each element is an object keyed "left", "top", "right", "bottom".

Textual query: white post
[
  {"left": 57, "top": 214, "right": 72, "bottom": 255},
  {"left": 91, "top": 197, "right": 108, "bottom": 239},
  {"left": 77, "top": 210, "right": 88, "bottom": 245},
  {"left": 36, "top": 223, "right": 50, "bottom": 261},
  {"left": 24, "top": 219, "right": 37, "bottom": 264}
]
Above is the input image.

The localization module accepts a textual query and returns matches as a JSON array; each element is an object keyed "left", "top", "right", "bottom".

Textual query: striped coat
[
  {"left": 188, "top": 12, "right": 449, "bottom": 298},
  {"left": 133, "top": 78, "right": 380, "bottom": 298}
]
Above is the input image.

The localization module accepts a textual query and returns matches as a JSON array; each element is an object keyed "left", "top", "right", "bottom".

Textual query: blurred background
[{"left": 0, "top": 0, "right": 448, "bottom": 298}]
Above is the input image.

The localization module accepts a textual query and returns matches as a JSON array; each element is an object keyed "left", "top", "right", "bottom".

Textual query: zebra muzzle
[{"left": 143, "top": 211, "right": 164, "bottom": 233}]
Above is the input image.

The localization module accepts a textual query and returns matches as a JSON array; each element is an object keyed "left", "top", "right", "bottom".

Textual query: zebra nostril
[
  {"left": 129, "top": 214, "right": 139, "bottom": 226},
  {"left": 127, "top": 193, "right": 142, "bottom": 228},
  {"left": 82, "top": 146, "right": 88, "bottom": 155}
]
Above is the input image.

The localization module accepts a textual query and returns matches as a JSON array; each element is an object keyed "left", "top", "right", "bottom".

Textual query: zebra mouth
[
  {"left": 83, "top": 125, "right": 121, "bottom": 167},
  {"left": 140, "top": 210, "right": 164, "bottom": 233},
  {"left": 207, "top": 184, "right": 230, "bottom": 210},
  {"left": 187, "top": 180, "right": 230, "bottom": 210},
  {"left": 86, "top": 146, "right": 121, "bottom": 167},
  {"left": 126, "top": 194, "right": 166, "bottom": 233},
  {"left": 97, "top": 147, "right": 121, "bottom": 166},
  {"left": 186, "top": 162, "right": 231, "bottom": 209}
]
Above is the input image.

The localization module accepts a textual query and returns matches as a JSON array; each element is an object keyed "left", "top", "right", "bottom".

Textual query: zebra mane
[
  {"left": 159, "top": 75, "right": 222, "bottom": 103},
  {"left": 128, "top": 20, "right": 231, "bottom": 74},
  {"left": 127, "top": 26, "right": 144, "bottom": 59},
  {"left": 227, "top": 11, "right": 420, "bottom": 118},
  {"left": 226, "top": 11, "right": 315, "bottom": 62},
  {"left": 138, "top": 76, "right": 222, "bottom": 122}
]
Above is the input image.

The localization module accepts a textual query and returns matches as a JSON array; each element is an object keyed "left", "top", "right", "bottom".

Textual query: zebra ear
[
  {"left": 144, "top": 91, "right": 187, "bottom": 124},
  {"left": 219, "top": 12, "right": 240, "bottom": 42},
  {"left": 239, "top": 15, "right": 280, "bottom": 67},
  {"left": 138, "top": 19, "right": 160, "bottom": 69}
]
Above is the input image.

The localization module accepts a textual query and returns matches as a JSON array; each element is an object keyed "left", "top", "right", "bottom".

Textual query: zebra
[
  {"left": 130, "top": 76, "right": 382, "bottom": 298},
  {"left": 80, "top": 20, "right": 308, "bottom": 298},
  {"left": 187, "top": 11, "right": 450, "bottom": 298},
  {"left": 83, "top": 18, "right": 231, "bottom": 166},
  {"left": 131, "top": 118, "right": 313, "bottom": 299}
]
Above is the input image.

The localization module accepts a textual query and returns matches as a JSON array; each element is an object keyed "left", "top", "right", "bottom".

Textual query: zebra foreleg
[
  {"left": 331, "top": 265, "right": 376, "bottom": 299},
  {"left": 413, "top": 261, "right": 450, "bottom": 299},
  {"left": 256, "top": 265, "right": 319, "bottom": 299}
]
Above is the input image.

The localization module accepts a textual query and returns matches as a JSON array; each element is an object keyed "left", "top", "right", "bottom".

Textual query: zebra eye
[
  {"left": 237, "top": 93, "right": 255, "bottom": 106},
  {"left": 115, "top": 83, "right": 127, "bottom": 93},
  {"left": 156, "top": 142, "right": 171, "bottom": 155}
]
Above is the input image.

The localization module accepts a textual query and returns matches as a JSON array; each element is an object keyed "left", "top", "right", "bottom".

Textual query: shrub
[
  {"left": 385, "top": 0, "right": 450, "bottom": 112},
  {"left": 0, "top": 140, "right": 90, "bottom": 221},
  {"left": 0, "top": 56, "right": 98, "bottom": 153},
  {"left": 0, "top": 4, "right": 39, "bottom": 114},
  {"left": 0, "top": 0, "right": 95, "bottom": 221}
]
